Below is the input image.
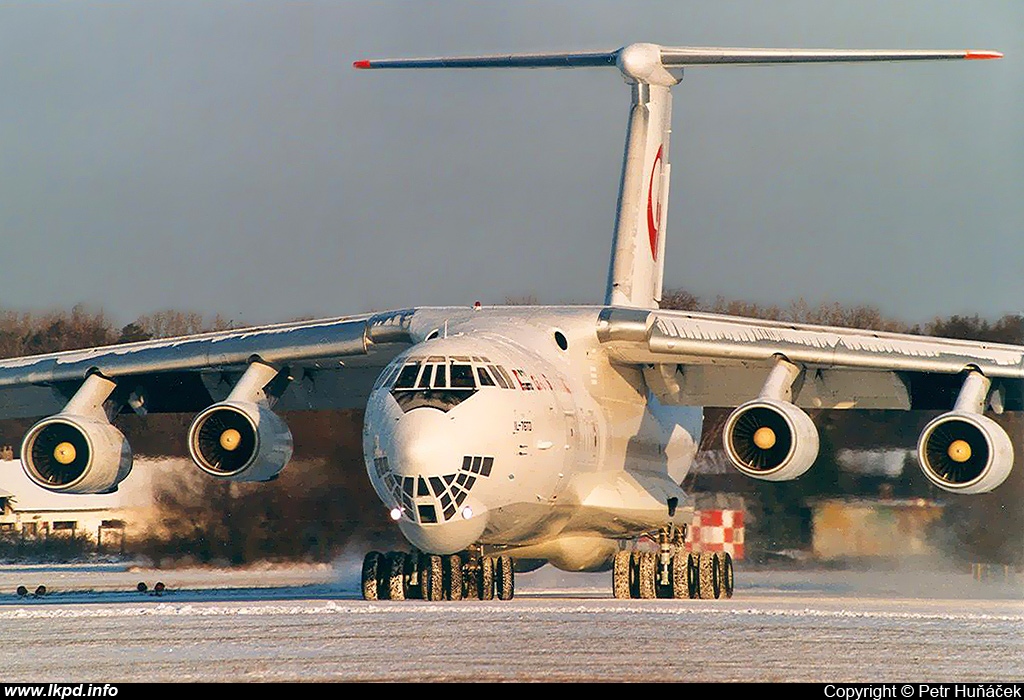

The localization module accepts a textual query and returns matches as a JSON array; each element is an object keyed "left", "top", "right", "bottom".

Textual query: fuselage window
[
  {"left": 450, "top": 363, "right": 475, "bottom": 388},
  {"left": 395, "top": 362, "right": 423, "bottom": 389},
  {"left": 476, "top": 366, "right": 496, "bottom": 387}
]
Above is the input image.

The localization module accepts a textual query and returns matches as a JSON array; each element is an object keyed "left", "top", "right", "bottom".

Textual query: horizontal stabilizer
[
  {"left": 354, "top": 45, "right": 1002, "bottom": 71},
  {"left": 657, "top": 47, "right": 1002, "bottom": 66},
  {"left": 353, "top": 51, "right": 617, "bottom": 70}
]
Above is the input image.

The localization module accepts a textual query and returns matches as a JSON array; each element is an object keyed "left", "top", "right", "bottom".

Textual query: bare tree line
[
  {"left": 660, "top": 290, "right": 1024, "bottom": 344},
  {"left": 0, "top": 306, "right": 233, "bottom": 359},
  {"left": 2, "top": 295, "right": 1020, "bottom": 361}
]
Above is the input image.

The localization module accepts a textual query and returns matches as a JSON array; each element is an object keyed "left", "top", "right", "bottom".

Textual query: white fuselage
[{"left": 361, "top": 307, "right": 702, "bottom": 571}]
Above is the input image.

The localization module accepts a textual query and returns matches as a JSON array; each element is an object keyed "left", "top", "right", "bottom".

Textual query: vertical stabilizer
[{"left": 605, "top": 44, "right": 678, "bottom": 308}]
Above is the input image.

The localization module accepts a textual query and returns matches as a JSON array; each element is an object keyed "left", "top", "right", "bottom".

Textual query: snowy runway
[{"left": 1, "top": 563, "right": 1020, "bottom": 682}]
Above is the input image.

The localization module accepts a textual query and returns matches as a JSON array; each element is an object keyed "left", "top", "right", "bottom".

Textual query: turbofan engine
[
  {"left": 722, "top": 399, "right": 819, "bottom": 481},
  {"left": 917, "top": 412, "right": 1013, "bottom": 494},
  {"left": 187, "top": 400, "right": 293, "bottom": 482},
  {"left": 21, "top": 416, "right": 132, "bottom": 494},
  {"left": 20, "top": 373, "right": 133, "bottom": 494}
]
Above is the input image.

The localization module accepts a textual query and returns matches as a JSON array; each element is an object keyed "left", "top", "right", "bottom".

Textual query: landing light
[
  {"left": 389, "top": 507, "right": 403, "bottom": 521},
  {"left": 461, "top": 506, "right": 473, "bottom": 520}
]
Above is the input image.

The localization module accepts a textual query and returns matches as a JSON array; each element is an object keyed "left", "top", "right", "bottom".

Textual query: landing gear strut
[
  {"left": 361, "top": 549, "right": 516, "bottom": 601},
  {"left": 611, "top": 527, "right": 734, "bottom": 600}
]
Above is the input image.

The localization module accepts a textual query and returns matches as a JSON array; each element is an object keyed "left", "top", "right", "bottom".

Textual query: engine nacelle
[
  {"left": 723, "top": 399, "right": 819, "bottom": 481},
  {"left": 187, "top": 401, "right": 293, "bottom": 482},
  {"left": 21, "top": 414, "right": 133, "bottom": 494},
  {"left": 917, "top": 412, "right": 1013, "bottom": 494}
]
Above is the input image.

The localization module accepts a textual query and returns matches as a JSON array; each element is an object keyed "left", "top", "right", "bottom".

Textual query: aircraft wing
[
  {"left": 0, "top": 310, "right": 415, "bottom": 419},
  {"left": 597, "top": 307, "right": 1024, "bottom": 411}
]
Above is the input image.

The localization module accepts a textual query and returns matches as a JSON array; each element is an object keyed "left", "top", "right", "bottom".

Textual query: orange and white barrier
[{"left": 686, "top": 509, "right": 744, "bottom": 560}]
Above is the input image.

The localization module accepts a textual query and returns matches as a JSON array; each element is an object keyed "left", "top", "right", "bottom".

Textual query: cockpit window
[
  {"left": 394, "top": 362, "right": 422, "bottom": 389},
  {"left": 390, "top": 357, "right": 479, "bottom": 412},
  {"left": 416, "top": 364, "right": 434, "bottom": 389},
  {"left": 432, "top": 363, "right": 448, "bottom": 389},
  {"left": 373, "top": 362, "right": 400, "bottom": 391},
  {"left": 476, "top": 366, "right": 496, "bottom": 387},
  {"left": 485, "top": 366, "right": 505, "bottom": 388},
  {"left": 494, "top": 365, "right": 515, "bottom": 389},
  {"left": 450, "top": 363, "right": 475, "bottom": 388}
]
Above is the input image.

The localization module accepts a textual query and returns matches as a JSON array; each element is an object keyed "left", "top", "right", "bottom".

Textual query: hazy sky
[{"left": 1, "top": 1, "right": 1021, "bottom": 329}]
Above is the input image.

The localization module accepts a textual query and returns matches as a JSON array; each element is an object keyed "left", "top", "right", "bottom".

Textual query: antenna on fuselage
[{"left": 355, "top": 44, "right": 1001, "bottom": 309}]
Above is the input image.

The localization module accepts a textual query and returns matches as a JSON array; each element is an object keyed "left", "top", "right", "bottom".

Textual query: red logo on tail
[{"left": 647, "top": 145, "right": 664, "bottom": 261}]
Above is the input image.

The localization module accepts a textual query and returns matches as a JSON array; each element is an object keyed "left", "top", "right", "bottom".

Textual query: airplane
[{"left": 0, "top": 43, "right": 1013, "bottom": 602}]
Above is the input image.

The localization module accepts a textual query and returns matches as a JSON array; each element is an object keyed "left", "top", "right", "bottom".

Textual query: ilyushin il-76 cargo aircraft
[{"left": 0, "top": 43, "right": 1011, "bottom": 602}]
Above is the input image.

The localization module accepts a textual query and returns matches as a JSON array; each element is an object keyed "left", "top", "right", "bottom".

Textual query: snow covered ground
[{"left": 0, "top": 561, "right": 1021, "bottom": 682}]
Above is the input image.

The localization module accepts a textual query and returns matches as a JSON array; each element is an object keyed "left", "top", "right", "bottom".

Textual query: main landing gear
[
  {"left": 612, "top": 527, "right": 734, "bottom": 600},
  {"left": 361, "top": 549, "right": 515, "bottom": 601}
]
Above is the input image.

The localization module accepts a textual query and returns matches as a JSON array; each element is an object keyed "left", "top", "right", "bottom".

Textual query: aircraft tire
[
  {"left": 719, "top": 552, "right": 734, "bottom": 599},
  {"left": 628, "top": 551, "right": 643, "bottom": 598},
  {"left": 671, "top": 552, "right": 689, "bottom": 599},
  {"left": 403, "top": 552, "right": 422, "bottom": 599},
  {"left": 478, "top": 555, "right": 495, "bottom": 601},
  {"left": 386, "top": 551, "right": 407, "bottom": 601},
  {"left": 422, "top": 554, "right": 443, "bottom": 601},
  {"left": 496, "top": 555, "right": 514, "bottom": 600},
  {"left": 361, "top": 551, "right": 384, "bottom": 601},
  {"left": 463, "top": 558, "right": 480, "bottom": 600},
  {"left": 637, "top": 552, "right": 657, "bottom": 599},
  {"left": 612, "top": 550, "right": 632, "bottom": 599},
  {"left": 443, "top": 554, "right": 463, "bottom": 601},
  {"left": 686, "top": 552, "right": 700, "bottom": 599},
  {"left": 698, "top": 552, "right": 721, "bottom": 599}
]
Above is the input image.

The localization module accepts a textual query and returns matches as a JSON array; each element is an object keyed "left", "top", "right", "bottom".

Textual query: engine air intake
[
  {"left": 726, "top": 406, "right": 793, "bottom": 473},
  {"left": 723, "top": 399, "right": 818, "bottom": 481},
  {"left": 192, "top": 407, "right": 258, "bottom": 475},
  {"left": 187, "top": 401, "right": 293, "bottom": 482},
  {"left": 28, "top": 421, "right": 91, "bottom": 487}
]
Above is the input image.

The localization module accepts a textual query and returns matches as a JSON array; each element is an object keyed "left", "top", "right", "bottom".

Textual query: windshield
[{"left": 386, "top": 355, "right": 514, "bottom": 412}]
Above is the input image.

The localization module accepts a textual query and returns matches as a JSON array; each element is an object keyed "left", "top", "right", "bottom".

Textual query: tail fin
[{"left": 355, "top": 44, "right": 1001, "bottom": 309}]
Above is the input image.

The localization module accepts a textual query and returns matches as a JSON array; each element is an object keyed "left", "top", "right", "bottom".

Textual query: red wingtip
[
  {"left": 353, "top": 59, "right": 372, "bottom": 69},
  {"left": 965, "top": 50, "right": 1003, "bottom": 60}
]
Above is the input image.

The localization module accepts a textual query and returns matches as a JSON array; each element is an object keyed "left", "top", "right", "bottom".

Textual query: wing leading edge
[{"left": 0, "top": 310, "right": 416, "bottom": 419}]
